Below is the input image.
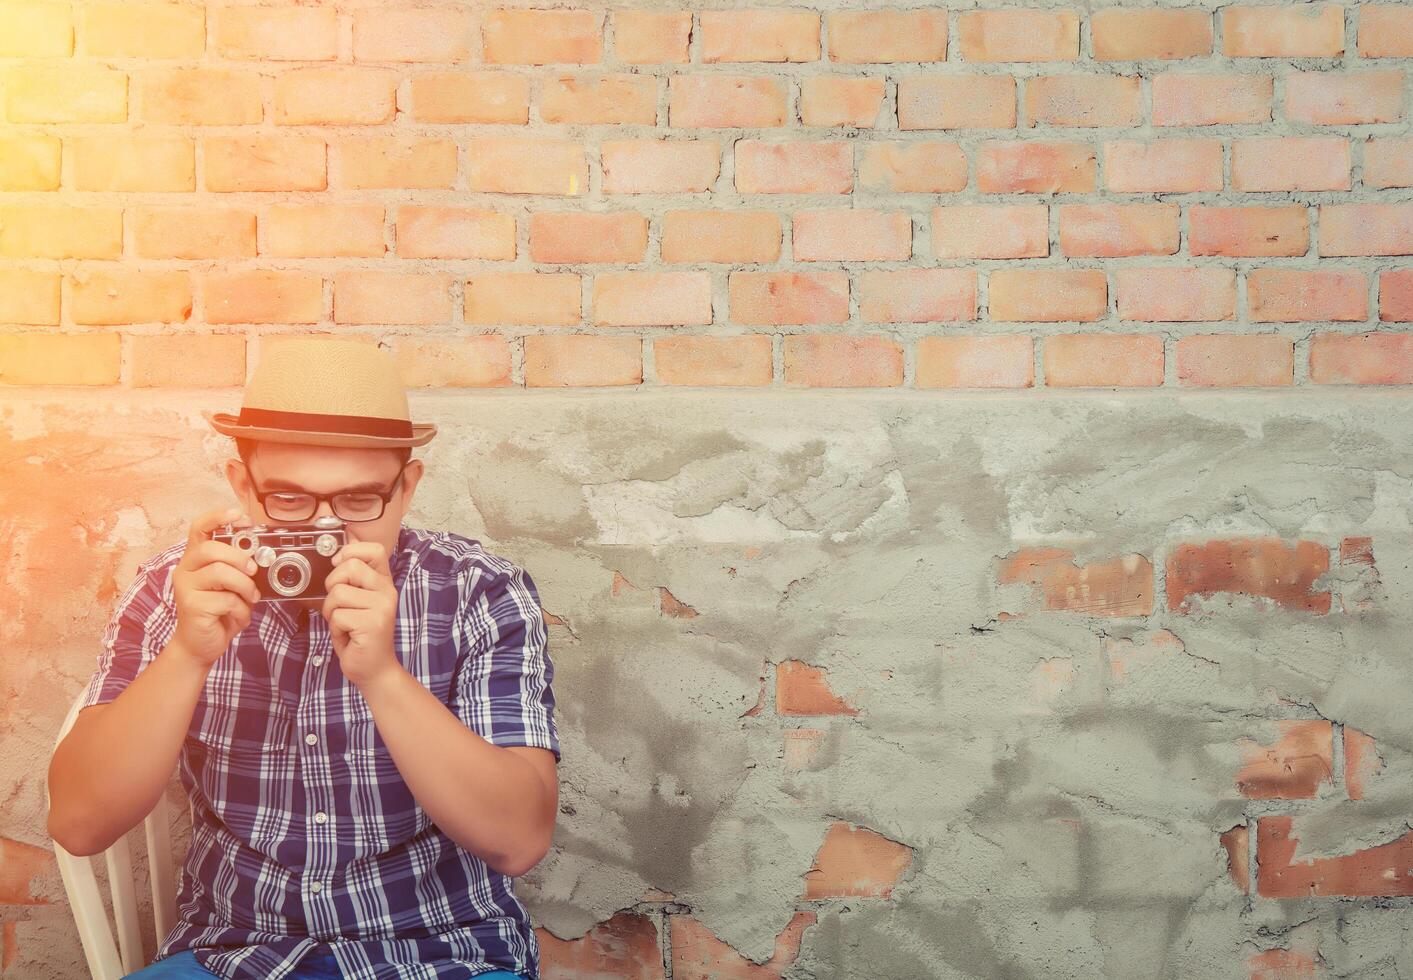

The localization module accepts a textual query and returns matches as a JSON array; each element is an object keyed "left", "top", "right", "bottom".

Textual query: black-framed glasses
[{"left": 245, "top": 460, "right": 410, "bottom": 523}]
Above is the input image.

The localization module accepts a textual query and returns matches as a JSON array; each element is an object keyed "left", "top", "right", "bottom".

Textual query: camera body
[{"left": 212, "top": 515, "right": 346, "bottom": 603}]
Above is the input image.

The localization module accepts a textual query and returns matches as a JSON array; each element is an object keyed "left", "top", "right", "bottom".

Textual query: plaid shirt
[{"left": 79, "top": 524, "right": 561, "bottom": 980}]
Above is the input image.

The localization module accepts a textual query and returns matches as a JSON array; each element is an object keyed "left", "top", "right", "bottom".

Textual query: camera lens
[{"left": 268, "top": 552, "right": 311, "bottom": 597}]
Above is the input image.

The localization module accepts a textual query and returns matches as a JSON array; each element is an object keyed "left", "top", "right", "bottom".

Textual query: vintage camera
[{"left": 211, "top": 515, "right": 346, "bottom": 602}]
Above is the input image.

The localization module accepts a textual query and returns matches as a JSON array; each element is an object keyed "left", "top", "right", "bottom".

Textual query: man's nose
[{"left": 314, "top": 499, "right": 337, "bottom": 520}]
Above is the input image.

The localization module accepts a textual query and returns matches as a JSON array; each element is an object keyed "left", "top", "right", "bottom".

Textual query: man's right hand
[{"left": 170, "top": 505, "right": 263, "bottom": 667}]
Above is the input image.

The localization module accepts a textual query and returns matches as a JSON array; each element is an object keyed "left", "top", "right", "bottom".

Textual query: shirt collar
[{"left": 259, "top": 524, "right": 417, "bottom": 635}]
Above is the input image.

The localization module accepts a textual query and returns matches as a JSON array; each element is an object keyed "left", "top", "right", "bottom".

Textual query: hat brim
[{"left": 204, "top": 410, "right": 437, "bottom": 449}]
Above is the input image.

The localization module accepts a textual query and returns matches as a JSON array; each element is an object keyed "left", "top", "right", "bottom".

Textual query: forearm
[
  {"left": 356, "top": 664, "right": 551, "bottom": 876},
  {"left": 47, "top": 639, "right": 210, "bottom": 856}
]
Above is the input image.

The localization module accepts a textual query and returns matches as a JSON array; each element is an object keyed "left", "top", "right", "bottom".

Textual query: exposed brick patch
[
  {"left": 1220, "top": 823, "right": 1250, "bottom": 894},
  {"left": 1256, "top": 816, "right": 1413, "bottom": 897},
  {"left": 1234, "top": 720, "right": 1334, "bottom": 799},
  {"left": 670, "top": 909, "right": 816, "bottom": 980},
  {"left": 801, "top": 821, "right": 912, "bottom": 899},
  {"left": 537, "top": 911, "right": 665, "bottom": 980},
  {"left": 997, "top": 546, "right": 1154, "bottom": 617},
  {"left": 775, "top": 660, "right": 859, "bottom": 717},
  {"left": 658, "top": 586, "right": 699, "bottom": 618},
  {"left": 1343, "top": 727, "right": 1386, "bottom": 801},
  {"left": 1166, "top": 538, "right": 1331, "bottom": 614}
]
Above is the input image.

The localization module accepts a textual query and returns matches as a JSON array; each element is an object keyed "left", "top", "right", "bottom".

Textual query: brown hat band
[{"left": 237, "top": 406, "right": 414, "bottom": 440}]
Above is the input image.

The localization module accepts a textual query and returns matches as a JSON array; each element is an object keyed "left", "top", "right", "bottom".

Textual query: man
[{"left": 47, "top": 338, "right": 561, "bottom": 980}]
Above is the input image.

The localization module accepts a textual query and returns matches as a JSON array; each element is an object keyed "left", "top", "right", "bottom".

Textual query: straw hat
[{"left": 203, "top": 338, "right": 437, "bottom": 449}]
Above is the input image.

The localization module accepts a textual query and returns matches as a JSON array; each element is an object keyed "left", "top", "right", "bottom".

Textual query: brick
[
  {"left": 776, "top": 659, "right": 857, "bottom": 715},
  {"left": 1091, "top": 8, "right": 1212, "bottom": 60},
  {"left": 989, "top": 268, "right": 1107, "bottom": 322},
  {"left": 4, "top": 64, "right": 126, "bottom": 122},
  {"left": 538, "top": 911, "right": 664, "bottom": 980},
  {"left": 827, "top": 9, "right": 948, "bottom": 63},
  {"left": 1358, "top": 4, "right": 1413, "bottom": 57},
  {"left": 0, "top": 269, "right": 60, "bottom": 325},
  {"left": 1235, "top": 720, "right": 1334, "bottom": 798},
  {"left": 793, "top": 209, "right": 911, "bottom": 261},
  {"left": 592, "top": 271, "right": 712, "bottom": 326},
  {"left": 1189, "top": 206, "right": 1309, "bottom": 257},
  {"left": 333, "top": 136, "right": 458, "bottom": 189},
  {"left": 602, "top": 139, "right": 720, "bottom": 194},
  {"left": 613, "top": 10, "right": 690, "bottom": 64},
  {"left": 1043, "top": 334, "right": 1164, "bottom": 387},
  {"left": 958, "top": 9, "right": 1079, "bottom": 62},
  {"left": 1115, "top": 267, "right": 1236, "bottom": 322},
  {"left": 672, "top": 910, "right": 816, "bottom": 980},
  {"left": 69, "top": 268, "right": 192, "bottom": 325},
  {"left": 541, "top": 73, "right": 657, "bottom": 125},
  {"left": 1247, "top": 947, "right": 1318, "bottom": 977},
  {"left": 1222, "top": 4, "right": 1344, "bottom": 57},
  {"left": 729, "top": 271, "right": 849, "bottom": 325},
  {"left": 530, "top": 211, "right": 648, "bottom": 264},
  {"left": 274, "top": 66, "right": 397, "bottom": 125},
  {"left": 262, "top": 204, "right": 385, "bottom": 258},
  {"left": 129, "top": 334, "right": 247, "bottom": 388},
  {"left": 735, "top": 140, "right": 852, "bottom": 194},
  {"left": 783, "top": 335, "right": 902, "bottom": 387},
  {"left": 1248, "top": 269, "right": 1367, "bottom": 322},
  {"left": 0, "top": 133, "right": 59, "bottom": 190},
  {"left": 669, "top": 75, "right": 787, "bottom": 128},
  {"left": 859, "top": 141, "right": 968, "bottom": 193},
  {"left": 211, "top": 5, "right": 337, "bottom": 60},
  {"left": 802, "top": 822, "right": 912, "bottom": 899},
  {"left": 204, "top": 134, "right": 327, "bottom": 192},
  {"left": 132, "top": 207, "right": 256, "bottom": 260},
  {"left": 1310, "top": 331, "right": 1413, "bottom": 384},
  {"left": 396, "top": 206, "right": 516, "bottom": 260},
  {"left": 466, "top": 137, "right": 587, "bottom": 195},
  {"left": 482, "top": 8, "right": 601, "bottom": 64},
  {"left": 1337, "top": 535, "right": 1382, "bottom": 614},
  {"left": 1232, "top": 137, "right": 1350, "bottom": 191},
  {"left": 524, "top": 335, "right": 641, "bottom": 387},
  {"left": 1166, "top": 538, "right": 1331, "bottom": 614},
  {"left": 389, "top": 336, "right": 512, "bottom": 388},
  {"left": 1286, "top": 70, "right": 1404, "bottom": 125},
  {"left": 859, "top": 269, "right": 976, "bottom": 323},
  {"left": 932, "top": 204, "right": 1048, "bottom": 259},
  {"left": 783, "top": 729, "right": 825, "bottom": 770},
  {"left": 1319, "top": 203, "right": 1413, "bottom": 256},
  {"left": 202, "top": 270, "right": 323, "bottom": 324},
  {"left": 1220, "top": 824, "right": 1250, "bottom": 894},
  {"left": 1151, "top": 73, "right": 1272, "bottom": 126},
  {"left": 69, "top": 134, "right": 194, "bottom": 192},
  {"left": 0, "top": 2, "right": 71, "bottom": 56},
  {"left": 1058, "top": 203, "right": 1179, "bottom": 257},
  {"left": 998, "top": 546, "right": 1154, "bottom": 616},
  {"left": 0, "top": 205, "right": 122, "bottom": 259},
  {"left": 333, "top": 271, "right": 452, "bottom": 325},
  {"left": 1365, "top": 136, "right": 1413, "bottom": 189},
  {"left": 1257, "top": 816, "right": 1413, "bottom": 897},
  {"left": 1176, "top": 334, "right": 1294, "bottom": 387},
  {"left": 1104, "top": 139, "right": 1222, "bottom": 192},
  {"left": 897, "top": 74, "right": 1016, "bottom": 130},
  {"left": 800, "top": 75, "right": 886, "bottom": 128},
  {"left": 916, "top": 334, "right": 1034, "bottom": 388},
  {"left": 661, "top": 210, "right": 780, "bottom": 264},
  {"left": 1380, "top": 269, "right": 1413, "bottom": 321},
  {"left": 654, "top": 335, "right": 773, "bottom": 386},
  {"left": 408, "top": 71, "right": 529, "bottom": 125},
  {"left": 977, "top": 141, "right": 1095, "bottom": 193},
  {"left": 79, "top": 3, "right": 202, "bottom": 58},
  {"left": 466, "top": 272, "right": 580, "bottom": 326},
  {"left": 0, "top": 333, "right": 120, "bottom": 385},
  {"left": 352, "top": 7, "right": 472, "bottom": 62},
  {"left": 0, "top": 838, "right": 56, "bottom": 903},
  {"left": 1343, "top": 726, "right": 1385, "bottom": 801},
  {"left": 138, "top": 68, "right": 260, "bottom": 124},
  {"left": 1024, "top": 75, "right": 1141, "bottom": 128},
  {"left": 700, "top": 10, "right": 819, "bottom": 62}
]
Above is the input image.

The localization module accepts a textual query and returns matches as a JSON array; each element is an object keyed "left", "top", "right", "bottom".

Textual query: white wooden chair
[{"left": 46, "top": 689, "right": 180, "bottom": 979}]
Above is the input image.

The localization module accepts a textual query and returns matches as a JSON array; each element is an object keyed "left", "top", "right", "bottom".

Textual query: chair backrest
[{"left": 46, "top": 689, "right": 180, "bottom": 980}]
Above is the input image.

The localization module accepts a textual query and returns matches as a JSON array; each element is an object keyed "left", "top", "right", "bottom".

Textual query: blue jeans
[{"left": 124, "top": 947, "right": 529, "bottom": 978}]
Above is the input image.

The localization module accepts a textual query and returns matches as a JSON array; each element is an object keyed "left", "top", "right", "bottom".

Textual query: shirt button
[
  {"left": 313, "top": 811, "right": 327, "bottom": 824},
  {"left": 304, "top": 733, "right": 318, "bottom": 746},
  {"left": 309, "top": 881, "right": 322, "bottom": 894},
  {"left": 311, "top": 655, "right": 325, "bottom": 667}
]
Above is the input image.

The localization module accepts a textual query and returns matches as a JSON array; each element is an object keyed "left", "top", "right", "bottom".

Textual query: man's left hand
[{"left": 322, "top": 541, "right": 399, "bottom": 688}]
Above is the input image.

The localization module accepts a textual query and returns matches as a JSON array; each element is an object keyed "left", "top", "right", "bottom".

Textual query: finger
[
  {"left": 334, "top": 542, "right": 390, "bottom": 578},
  {"left": 325, "top": 558, "right": 387, "bottom": 593},
  {"left": 190, "top": 562, "right": 262, "bottom": 607},
  {"left": 189, "top": 539, "right": 260, "bottom": 577},
  {"left": 324, "top": 582, "right": 379, "bottom": 612},
  {"left": 190, "top": 505, "right": 250, "bottom": 555}
]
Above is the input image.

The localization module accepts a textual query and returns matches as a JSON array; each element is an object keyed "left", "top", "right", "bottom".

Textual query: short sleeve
[
  {"left": 451, "top": 561, "right": 561, "bottom": 764},
  {"left": 79, "top": 557, "right": 179, "bottom": 710}
]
